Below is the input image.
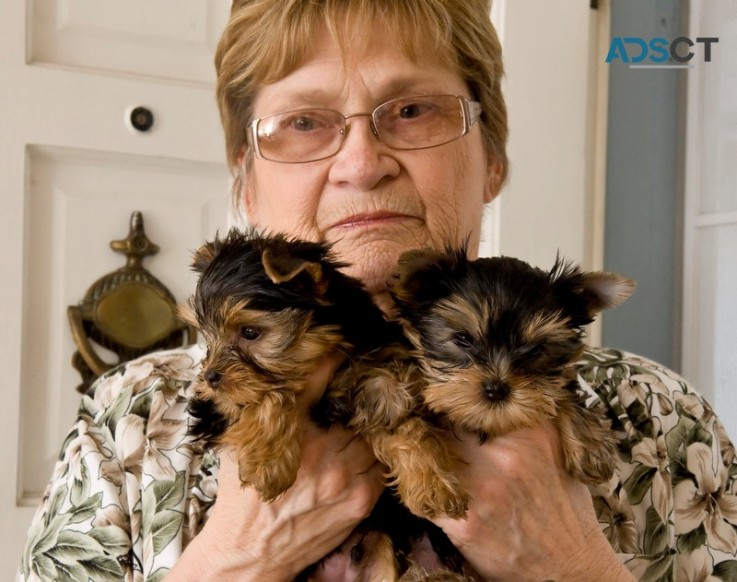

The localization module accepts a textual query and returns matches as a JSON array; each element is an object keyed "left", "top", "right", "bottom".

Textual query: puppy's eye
[
  {"left": 453, "top": 332, "right": 474, "bottom": 347},
  {"left": 521, "top": 344, "right": 544, "bottom": 360},
  {"left": 240, "top": 326, "right": 262, "bottom": 341}
]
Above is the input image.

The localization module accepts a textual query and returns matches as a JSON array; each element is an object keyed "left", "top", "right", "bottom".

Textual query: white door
[
  {"left": 682, "top": 1, "right": 737, "bottom": 438},
  {"left": 0, "top": 2, "right": 231, "bottom": 577},
  {"left": 492, "top": 0, "right": 609, "bottom": 341}
]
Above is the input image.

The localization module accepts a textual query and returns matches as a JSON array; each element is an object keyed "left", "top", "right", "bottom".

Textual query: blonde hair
[{"left": 215, "top": 0, "right": 508, "bottom": 208}]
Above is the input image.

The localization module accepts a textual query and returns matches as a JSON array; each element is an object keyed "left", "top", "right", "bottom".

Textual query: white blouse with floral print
[{"left": 18, "top": 345, "right": 737, "bottom": 581}]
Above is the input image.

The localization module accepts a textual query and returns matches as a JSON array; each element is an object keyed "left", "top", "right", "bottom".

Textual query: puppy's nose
[
  {"left": 204, "top": 369, "right": 222, "bottom": 388},
  {"left": 483, "top": 380, "right": 510, "bottom": 402}
]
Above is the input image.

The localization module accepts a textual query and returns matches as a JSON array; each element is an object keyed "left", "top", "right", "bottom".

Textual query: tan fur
[
  {"left": 191, "top": 241, "right": 219, "bottom": 272},
  {"left": 195, "top": 300, "right": 471, "bottom": 516},
  {"left": 409, "top": 303, "right": 617, "bottom": 487},
  {"left": 401, "top": 567, "right": 474, "bottom": 581},
  {"left": 412, "top": 318, "right": 615, "bottom": 485},
  {"left": 521, "top": 311, "right": 577, "bottom": 345},
  {"left": 188, "top": 235, "right": 471, "bottom": 518},
  {"left": 369, "top": 417, "right": 469, "bottom": 519},
  {"left": 220, "top": 390, "right": 302, "bottom": 499},
  {"left": 363, "top": 532, "right": 400, "bottom": 582},
  {"left": 324, "top": 345, "right": 469, "bottom": 518},
  {"left": 199, "top": 307, "right": 346, "bottom": 391},
  {"left": 555, "top": 398, "right": 619, "bottom": 484},
  {"left": 422, "top": 370, "right": 561, "bottom": 438},
  {"left": 434, "top": 297, "right": 491, "bottom": 343},
  {"left": 192, "top": 299, "right": 351, "bottom": 500},
  {"left": 176, "top": 301, "right": 198, "bottom": 329}
]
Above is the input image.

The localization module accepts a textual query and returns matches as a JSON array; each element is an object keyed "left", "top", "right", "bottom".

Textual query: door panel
[
  {"left": 19, "top": 145, "right": 228, "bottom": 503},
  {"left": 31, "top": 0, "right": 229, "bottom": 83}
]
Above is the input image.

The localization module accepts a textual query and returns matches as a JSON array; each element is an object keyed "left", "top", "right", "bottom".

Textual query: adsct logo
[{"left": 606, "top": 36, "right": 719, "bottom": 68}]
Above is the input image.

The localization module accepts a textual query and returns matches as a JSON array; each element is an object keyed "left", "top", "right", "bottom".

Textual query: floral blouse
[{"left": 18, "top": 345, "right": 737, "bottom": 581}]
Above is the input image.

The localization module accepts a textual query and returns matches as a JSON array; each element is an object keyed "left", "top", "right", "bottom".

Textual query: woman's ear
[
  {"left": 243, "top": 180, "right": 258, "bottom": 226},
  {"left": 238, "top": 150, "right": 260, "bottom": 227},
  {"left": 484, "top": 155, "right": 504, "bottom": 204}
]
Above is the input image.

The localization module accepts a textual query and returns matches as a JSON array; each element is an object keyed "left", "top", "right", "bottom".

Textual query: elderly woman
[{"left": 20, "top": 1, "right": 737, "bottom": 581}]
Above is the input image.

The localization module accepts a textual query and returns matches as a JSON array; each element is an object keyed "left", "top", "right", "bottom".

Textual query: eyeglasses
[{"left": 248, "top": 94, "right": 482, "bottom": 164}]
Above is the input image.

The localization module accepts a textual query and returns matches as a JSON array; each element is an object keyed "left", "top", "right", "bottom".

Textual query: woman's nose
[{"left": 327, "top": 116, "right": 400, "bottom": 190}]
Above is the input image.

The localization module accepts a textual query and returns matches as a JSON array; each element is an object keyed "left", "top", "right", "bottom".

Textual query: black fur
[
  {"left": 190, "top": 228, "right": 397, "bottom": 353},
  {"left": 186, "top": 394, "right": 229, "bottom": 445},
  {"left": 394, "top": 251, "right": 608, "bottom": 377}
]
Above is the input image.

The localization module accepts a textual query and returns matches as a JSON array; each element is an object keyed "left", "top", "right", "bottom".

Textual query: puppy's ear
[
  {"left": 391, "top": 247, "right": 465, "bottom": 307},
  {"left": 191, "top": 240, "right": 221, "bottom": 274},
  {"left": 261, "top": 247, "right": 326, "bottom": 294},
  {"left": 191, "top": 228, "right": 251, "bottom": 273},
  {"left": 580, "top": 271, "right": 636, "bottom": 311},
  {"left": 550, "top": 258, "right": 635, "bottom": 327}
]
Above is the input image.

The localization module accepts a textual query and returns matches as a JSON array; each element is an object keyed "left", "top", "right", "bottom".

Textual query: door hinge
[{"left": 590, "top": 0, "right": 598, "bottom": 9}]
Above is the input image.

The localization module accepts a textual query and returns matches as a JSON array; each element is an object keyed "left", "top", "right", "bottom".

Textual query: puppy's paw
[
  {"left": 370, "top": 418, "right": 469, "bottom": 518},
  {"left": 558, "top": 405, "right": 618, "bottom": 486},
  {"left": 236, "top": 451, "right": 299, "bottom": 501},
  {"left": 565, "top": 439, "right": 617, "bottom": 486},
  {"left": 400, "top": 475, "right": 469, "bottom": 520}
]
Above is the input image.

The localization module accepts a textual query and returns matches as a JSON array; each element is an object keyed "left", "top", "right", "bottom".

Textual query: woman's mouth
[{"left": 330, "top": 212, "right": 416, "bottom": 230}]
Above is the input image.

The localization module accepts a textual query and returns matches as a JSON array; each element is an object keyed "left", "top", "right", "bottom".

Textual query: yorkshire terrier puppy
[
  {"left": 180, "top": 228, "right": 468, "bottom": 521},
  {"left": 390, "top": 248, "right": 635, "bottom": 487}
]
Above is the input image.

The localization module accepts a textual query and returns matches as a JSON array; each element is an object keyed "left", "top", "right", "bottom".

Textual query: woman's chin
[
  {"left": 341, "top": 260, "right": 395, "bottom": 296},
  {"left": 333, "top": 239, "right": 411, "bottom": 301}
]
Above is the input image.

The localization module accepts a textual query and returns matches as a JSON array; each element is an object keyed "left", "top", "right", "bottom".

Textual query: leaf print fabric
[
  {"left": 578, "top": 349, "right": 737, "bottom": 580},
  {"left": 19, "top": 346, "right": 214, "bottom": 582},
  {"left": 673, "top": 443, "right": 737, "bottom": 553},
  {"left": 18, "top": 345, "right": 737, "bottom": 581}
]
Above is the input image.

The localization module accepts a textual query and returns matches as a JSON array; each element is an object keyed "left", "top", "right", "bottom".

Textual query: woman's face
[{"left": 244, "top": 29, "right": 500, "bottom": 298}]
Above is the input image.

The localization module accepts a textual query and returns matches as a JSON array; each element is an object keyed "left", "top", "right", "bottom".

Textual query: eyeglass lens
[{"left": 253, "top": 95, "right": 476, "bottom": 163}]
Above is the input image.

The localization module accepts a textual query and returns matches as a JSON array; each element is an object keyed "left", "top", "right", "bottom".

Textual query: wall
[{"left": 601, "top": 0, "right": 687, "bottom": 369}]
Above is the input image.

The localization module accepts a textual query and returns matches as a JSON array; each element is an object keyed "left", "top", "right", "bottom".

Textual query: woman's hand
[
  {"left": 433, "top": 424, "right": 635, "bottom": 582},
  {"left": 165, "top": 358, "right": 385, "bottom": 582}
]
